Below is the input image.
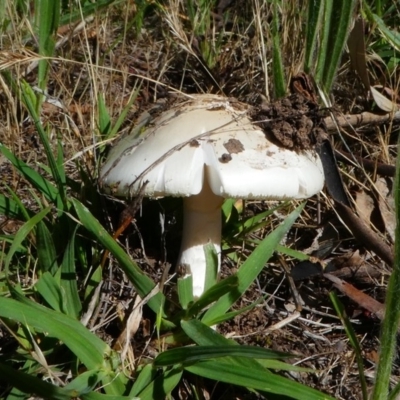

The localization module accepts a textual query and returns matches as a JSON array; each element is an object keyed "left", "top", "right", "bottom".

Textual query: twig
[
  {"left": 101, "top": 181, "right": 149, "bottom": 268},
  {"left": 334, "top": 150, "right": 395, "bottom": 177},
  {"left": 278, "top": 255, "right": 303, "bottom": 312},
  {"left": 324, "top": 110, "right": 400, "bottom": 131},
  {"left": 335, "top": 201, "right": 394, "bottom": 266}
]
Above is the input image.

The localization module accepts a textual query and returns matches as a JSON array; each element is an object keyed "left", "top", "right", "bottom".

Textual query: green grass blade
[
  {"left": 0, "top": 234, "right": 26, "bottom": 254},
  {"left": 4, "top": 185, "right": 32, "bottom": 222},
  {"left": 202, "top": 204, "right": 305, "bottom": 325},
  {"left": 372, "top": 136, "right": 400, "bottom": 399},
  {"left": 20, "top": 81, "right": 67, "bottom": 207},
  {"left": 256, "top": 358, "right": 315, "bottom": 373},
  {"left": 135, "top": 366, "right": 182, "bottom": 400},
  {"left": 59, "top": 224, "right": 82, "bottom": 318},
  {"left": 84, "top": 265, "right": 102, "bottom": 303},
  {"left": 315, "top": 0, "right": 332, "bottom": 85},
  {"left": 35, "top": 0, "right": 60, "bottom": 92},
  {"left": 185, "top": 274, "right": 238, "bottom": 319},
  {"left": 200, "top": 293, "right": 267, "bottom": 325},
  {"left": 129, "top": 364, "right": 156, "bottom": 397},
  {"left": 0, "top": 144, "right": 58, "bottom": 203},
  {"left": 59, "top": 0, "right": 117, "bottom": 26},
  {"left": 304, "top": 0, "right": 324, "bottom": 73},
  {"left": 0, "top": 361, "right": 73, "bottom": 400},
  {"left": 36, "top": 221, "right": 58, "bottom": 274},
  {"left": 239, "top": 207, "right": 276, "bottom": 234},
  {"left": 108, "top": 87, "right": 141, "bottom": 140},
  {"left": 154, "top": 345, "right": 292, "bottom": 367},
  {"left": 0, "top": 297, "right": 109, "bottom": 368},
  {"left": 271, "top": 0, "right": 286, "bottom": 98},
  {"left": 0, "top": 193, "right": 27, "bottom": 220},
  {"left": 321, "top": 0, "right": 356, "bottom": 93},
  {"left": 374, "top": 0, "right": 382, "bottom": 17},
  {"left": 330, "top": 292, "right": 368, "bottom": 400},
  {"left": 177, "top": 273, "right": 193, "bottom": 310},
  {"left": 1, "top": 289, "right": 128, "bottom": 394},
  {"left": 55, "top": 138, "right": 67, "bottom": 213},
  {"left": 0, "top": 361, "right": 133, "bottom": 400},
  {"left": 0, "top": 297, "right": 126, "bottom": 394},
  {"left": 4, "top": 207, "right": 51, "bottom": 272},
  {"left": 35, "top": 271, "right": 63, "bottom": 312},
  {"left": 98, "top": 94, "right": 112, "bottom": 137},
  {"left": 181, "top": 320, "right": 333, "bottom": 399},
  {"left": 388, "top": 382, "right": 400, "bottom": 400},
  {"left": 71, "top": 198, "right": 165, "bottom": 315},
  {"left": 203, "top": 243, "right": 218, "bottom": 293},
  {"left": 63, "top": 370, "right": 104, "bottom": 397},
  {"left": 372, "top": 13, "right": 400, "bottom": 51},
  {"left": 0, "top": 1, "right": 6, "bottom": 27},
  {"left": 185, "top": 359, "right": 332, "bottom": 400},
  {"left": 276, "top": 244, "right": 310, "bottom": 260},
  {"left": 81, "top": 394, "right": 139, "bottom": 400},
  {"left": 182, "top": 319, "right": 240, "bottom": 347}
]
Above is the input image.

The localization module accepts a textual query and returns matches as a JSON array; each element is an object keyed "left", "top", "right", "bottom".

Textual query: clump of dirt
[{"left": 251, "top": 92, "right": 327, "bottom": 151}]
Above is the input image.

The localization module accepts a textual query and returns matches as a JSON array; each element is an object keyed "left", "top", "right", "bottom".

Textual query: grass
[{"left": 0, "top": 0, "right": 399, "bottom": 399}]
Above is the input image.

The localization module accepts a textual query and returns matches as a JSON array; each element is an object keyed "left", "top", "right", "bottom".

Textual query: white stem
[{"left": 178, "top": 177, "right": 223, "bottom": 298}]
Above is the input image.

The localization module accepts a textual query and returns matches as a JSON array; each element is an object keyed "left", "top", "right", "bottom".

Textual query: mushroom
[{"left": 100, "top": 94, "right": 324, "bottom": 298}]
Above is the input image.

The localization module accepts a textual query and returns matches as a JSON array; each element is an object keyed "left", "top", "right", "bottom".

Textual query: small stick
[
  {"left": 267, "top": 311, "right": 301, "bottom": 332},
  {"left": 101, "top": 181, "right": 149, "bottom": 268},
  {"left": 324, "top": 110, "right": 400, "bottom": 131},
  {"left": 334, "top": 150, "right": 395, "bottom": 177},
  {"left": 278, "top": 255, "right": 303, "bottom": 312}
]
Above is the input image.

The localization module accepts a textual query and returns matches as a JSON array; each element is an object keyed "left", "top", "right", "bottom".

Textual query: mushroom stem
[{"left": 178, "top": 177, "right": 224, "bottom": 298}]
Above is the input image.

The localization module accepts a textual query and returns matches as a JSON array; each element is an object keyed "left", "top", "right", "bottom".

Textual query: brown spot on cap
[
  {"left": 223, "top": 138, "right": 244, "bottom": 154},
  {"left": 110, "top": 181, "right": 121, "bottom": 195},
  {"left": 189, "top": 139, "right": 200, "bottom": 147},
  {"left": 219, "top": 153, "right": 232, "bottom": 163},
  {"left": 177, "top": 263, "right": 191, "bottom": 277}
]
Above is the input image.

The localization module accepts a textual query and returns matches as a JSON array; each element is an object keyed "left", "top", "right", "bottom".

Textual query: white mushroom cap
[
  {"left": 101, "top": 94, "right": 325, "bottom": 299},
  {"left": 101, "top": 94, "right": 324, "bottom": 199}
]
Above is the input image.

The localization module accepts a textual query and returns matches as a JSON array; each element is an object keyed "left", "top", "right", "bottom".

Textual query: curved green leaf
[
  {"left": 185, "top": 359, "right": 333, "bottom": 400},
  {"left": 304, "top": 0, "right": 324, "bottom": 73},
  {"left": 135, "top": 366, "right": 182, "bottom": 400},
  {"left": 36, "top": 220, "right": 58, "bottom": 273},
  {"left": 0, "top": 297, "right": 126, "bottom": 395},
  {"left": 154, "top": 345, "right": 292, "bottom": 367},
  {"left": 0, "top": 297, "right": 109, "bottom": 368},
  {"left": 0, "top": 144, "right": 58, "bottom": 203},
  {"left": 5, "top": 207, "right": 51, "bottom": 272},
  {"left": 0, "top": 362, "right": 73, "bottom": 400}
]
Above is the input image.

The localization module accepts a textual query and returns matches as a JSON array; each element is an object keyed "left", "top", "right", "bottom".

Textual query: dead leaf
[
  {"left": 355, "top": 189, "right": 375, "bottom": 227},
  {"left": 375, "top": 177, "right": 396, "bottom": 242},
  {"left": 328, "top": 251, "right": 381, "bottom": 284},
  {"left": 114, "top": 296, "right": 143, "bottom": 354},
  {"left": 348, "top": 17, "right": 370, "bottom": 89},
  {"left": 371, "top": 86, "right": 399, "bottom": 112},
  {"left": 114, "top": 285, "right": 160, "bottom": 362},
  {"left": 324, "top": 273, "right": 386, "bottom": 322},
  {"left": 329, "top": 250, "right": 364, "bottom": 270},
  {"left": 335, "top": 201, "right": 394, "bottom": 266}
]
